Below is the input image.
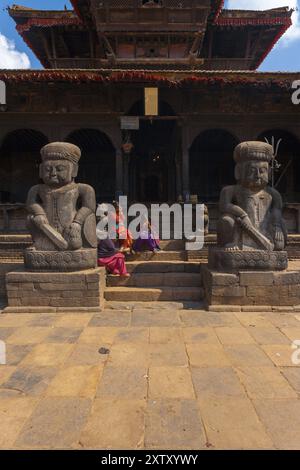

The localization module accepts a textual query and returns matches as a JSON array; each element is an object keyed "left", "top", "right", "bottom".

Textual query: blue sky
[{"left": 0, "top": 0, "right": 299, "bottom": 71}]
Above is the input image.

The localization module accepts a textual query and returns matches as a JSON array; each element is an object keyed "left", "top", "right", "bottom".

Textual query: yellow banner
[{"left": 144, "top": 87, "right": 158, "bottom": 116}]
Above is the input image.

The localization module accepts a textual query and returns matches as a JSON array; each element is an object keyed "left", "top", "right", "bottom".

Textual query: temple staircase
[
  {"left": 104, "top": 240, "right": 205, "bottom": 303},
  {"left": 2, "top": 234, "right": 300, "bottom": 306}
]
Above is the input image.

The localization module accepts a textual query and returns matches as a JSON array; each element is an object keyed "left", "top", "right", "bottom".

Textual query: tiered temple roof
[{"left": 8, "top": 1, "right": 293, "bottom": 71}]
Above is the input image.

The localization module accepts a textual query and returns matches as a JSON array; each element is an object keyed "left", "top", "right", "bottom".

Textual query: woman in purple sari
[{"left": 133, "top": 215, "right": 160, "bottom": 253}]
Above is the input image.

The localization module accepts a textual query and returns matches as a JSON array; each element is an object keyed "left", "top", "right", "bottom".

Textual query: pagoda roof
[
  {"left": 7, "top": 2, "right": 294, "bottom": 71},
  {"left": 213, "top": 6, "right": 292, "bottom": 68},
  {"left": 216, "top": 7, "right": 292, "bottom": 24},
  {"left": 0, "top": 68, "right": 296, "bottom": 90},
  {"left": 69, "top": 1, "right": 225, "bottom": 22},
  {"left": 70, "top": 1, "right": 90, "bottom": 21},
  {"left": 8, "top": 5, "right": 81, "bottom": 29},
  {"left": 8, "top": 5, "right": 83, "bottom": 68}
]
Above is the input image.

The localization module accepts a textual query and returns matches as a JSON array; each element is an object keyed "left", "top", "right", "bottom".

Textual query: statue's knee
[
  {"left": 217, "top": 215, "right": 235, "bottom": 245},
  {"left": 26, "top": 215, "right": 35, "bottom": 232},
  {"left": 219, "top": 215, "right": 235, "bottom": 234}
]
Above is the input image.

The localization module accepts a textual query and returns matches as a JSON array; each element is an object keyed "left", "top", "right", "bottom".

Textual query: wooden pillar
[
  {"left": 109, "top": 126, "right": 123, "bottom": 198},
  {"left": 50, "top": 29, "right": 57, "bottom": 68},
  {"left": 175, "top": 160, "right": 182, "bottom": 200},
  {"left": 115, "top": 147, "right": 123, "bottom": 198},
  {"left": 181, "top": 123, "right": 190, "bottom": 202},
  {"left": 123, "top": 154, "right": 130, "bottom": 197}
]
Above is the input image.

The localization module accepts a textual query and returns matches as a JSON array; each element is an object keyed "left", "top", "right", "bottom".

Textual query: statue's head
[
  {"left": 234, "top": 141, "right": 273, "bottom": 190},
  {"left": 39, "top": 142, "right": 81, "bottom": 187}
]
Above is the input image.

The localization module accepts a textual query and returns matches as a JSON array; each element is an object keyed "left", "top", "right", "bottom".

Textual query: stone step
[
  {"left": 105, "top": 301, "right": 204, "bottom": 310},
  {"left": 104, "top": 286, "right": 204, "bottom": 302},
  {"left": 126, "top": 261, "right": 201, "bottom": 274},
  {"left": 107, "top": 272, "right": 202, "bottom": 288},
  {"left": 0, "top": 250, "right": 25, "bottom": 260},
  {"left": 126, "top": 250, "right": 187, "bottom": 262},
  {"left": 158, "top": 240, "right": 186, "bottom": 251},
  {"left": 2, "top": 233, "right": 300, "bottom": 260}
]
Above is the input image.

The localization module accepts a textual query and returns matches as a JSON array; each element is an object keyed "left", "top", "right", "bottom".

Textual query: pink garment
[{"left": 98, "top": 252, "right": 128, "bottom": 276}]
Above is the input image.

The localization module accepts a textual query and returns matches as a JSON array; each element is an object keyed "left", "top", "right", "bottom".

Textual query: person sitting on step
[
  {"left": 133, "top": 214, "right": 160, "bottom": 253},
  {"left": 97, "top": 217, "right": 130, "bottom": 277}
]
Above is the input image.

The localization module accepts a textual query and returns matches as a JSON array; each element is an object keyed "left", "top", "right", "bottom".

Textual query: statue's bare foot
[{"left": 224, "top": 244, "right": 240, "bottom": 252}]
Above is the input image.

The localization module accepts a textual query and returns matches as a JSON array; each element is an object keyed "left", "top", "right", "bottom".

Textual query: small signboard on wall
[{"left": 120, "top": 116, "right": 140, "bottom": 130}]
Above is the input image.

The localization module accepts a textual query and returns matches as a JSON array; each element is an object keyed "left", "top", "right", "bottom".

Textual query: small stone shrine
[
  {"left": 5, "top": 143, "right": 104, "bottom": 311},
  {"left": 204, "top": 141, "right": 300, "bottom": 308}
]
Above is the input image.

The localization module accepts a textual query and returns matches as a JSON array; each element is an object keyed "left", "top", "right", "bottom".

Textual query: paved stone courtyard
[{"left": 0, "top": 305, "right": 300, "bottom": 450}]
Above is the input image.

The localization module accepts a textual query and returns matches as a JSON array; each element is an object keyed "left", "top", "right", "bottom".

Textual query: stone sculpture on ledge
[
  {"left": 209, "top": 141, "right": 288, "bottom": 271},
  {"left": 5, "top": 142, "right": 103, "bottom": 312},
  {"left": 204, "top": 141, "right": 300, "bottom": 308},
  {"left": 25, "top": 142, "right": 97, "bottom": 271}
]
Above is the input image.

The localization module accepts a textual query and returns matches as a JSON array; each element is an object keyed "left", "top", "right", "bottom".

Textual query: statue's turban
[
  {"left": 41, "top": 142, "right": 81, "bottom": 165},
  {"left": 234, "top": 141, "right": 273, "bottom": 164}
]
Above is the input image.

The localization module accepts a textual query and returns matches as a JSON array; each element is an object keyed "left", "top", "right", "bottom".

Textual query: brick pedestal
[
  {"left": 202, "top": 265, "right": 300, "bottom": 309},
  {"left": 4, "top": 268, "right": 105, "bottom": 312}
]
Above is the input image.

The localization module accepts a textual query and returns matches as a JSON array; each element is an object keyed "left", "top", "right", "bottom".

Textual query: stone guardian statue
[
  {"left": 209, "top": 141, "right": 288, "bottom": 271},
  {"left": 25, "top": 142, "right": 97, "bottom": 271}
]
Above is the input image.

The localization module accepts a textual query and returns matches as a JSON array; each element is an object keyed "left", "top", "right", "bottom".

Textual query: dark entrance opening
[
  {"left": 189, "top": 129, "right": 238, "bottom": 203},
  {"left": 144, "top": 174, "right": 160, "bottom": 201},
  {"left": 257, "top": 129, "right": 300, "bottom": 203},
  {"left": 127, "top": 100, "right": 177, "bottom": 203},
  {"left": 65, "top": 129, "right": 116, "bottom": 203}
]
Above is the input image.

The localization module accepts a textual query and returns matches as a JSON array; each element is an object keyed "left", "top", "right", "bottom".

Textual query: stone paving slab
[{"left": 0, "top": 306, "right": 299, "bottom": 449}]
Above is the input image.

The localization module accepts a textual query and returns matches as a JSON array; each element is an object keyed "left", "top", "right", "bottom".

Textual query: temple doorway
[
  {"left": 189, "top": 129, "right": 238, "bottom": 203},
  {"left": 127, "top": 100, "right": 178, "bottom": 203},
  {"left": 65, "top": 129, "right": 116, "bottom": 203},
  {"left": 143, "top": 174, "right": 160, "bottom": 201}
]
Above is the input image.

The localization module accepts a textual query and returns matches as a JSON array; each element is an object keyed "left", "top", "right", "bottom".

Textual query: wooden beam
[
  {"left": 50, "top": 28, "right": 57, "bottom": 67},
  {"left": 250, "top": 29, "right": 264, "bottom": 59},
  {"left": 38, "top": 31, "right": 51, "bottom": 61},
  {"left": 189, "top": 31, "right": 203, "bottom": 58},
  {"left": 89, "top": 30, "right": 95, "bottom": 58},
  {"left": 113, "top": 57, "right": 204, "bottom": 65},
  {"left": 208, "top": 30, "right": 214, "bottom": 59},
  {"left": 101, "top": 34, "right": 116, "bottom": 63},
  {"left": 245, "top": 30, "right": 251, "bottom": 59}
]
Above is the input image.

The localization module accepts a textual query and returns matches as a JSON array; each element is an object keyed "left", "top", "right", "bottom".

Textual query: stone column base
[
  {"left": 4, "top": 268, "right": 105, "bottom": 312},
  {"left": 202, "top": 264, "right": 300, "bottom": 308}
]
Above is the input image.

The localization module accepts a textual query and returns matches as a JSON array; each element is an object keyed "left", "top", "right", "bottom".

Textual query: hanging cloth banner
[{"left": 145, "top": 87, "right": 158, "bottom": 116}]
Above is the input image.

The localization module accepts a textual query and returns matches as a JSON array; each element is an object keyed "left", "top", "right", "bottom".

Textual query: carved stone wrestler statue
[
  {"left": 208, "top": 141, "right": 288, "bottom": 271},
  {"left": 218, "top": 141, "right": 287, "bottom": 252},
  {"left": 25, "top": 142, "right": 97, "bottom": 271}
]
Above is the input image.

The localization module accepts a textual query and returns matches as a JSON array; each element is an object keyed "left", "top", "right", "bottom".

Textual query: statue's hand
[
  {"left": 238, "top": 216, "right": 253, "bottom": 232},
  {"left": 65, "top": 222, "right": 83, "bottom": 250},
  {"left": 33, "top": 215, "right": 48, "bottom": 228}
]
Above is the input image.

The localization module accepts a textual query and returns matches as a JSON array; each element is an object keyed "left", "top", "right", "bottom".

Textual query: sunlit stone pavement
[{"left": 0, "top": 305, "right": 300, "bottom": 450}]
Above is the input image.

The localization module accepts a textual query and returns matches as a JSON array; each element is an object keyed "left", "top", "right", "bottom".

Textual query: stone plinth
[
  {"left": 24, "top": 248, "right": 97, "bottom": 272},
  {"left": 208, "top": 248, "right": 288, "bottom": 272},
  {"left": 5, "top": 268, "right": 105, "bottom": 312},
  {"left": 202, "top": 265, "right": 300, "bottom": 308}
]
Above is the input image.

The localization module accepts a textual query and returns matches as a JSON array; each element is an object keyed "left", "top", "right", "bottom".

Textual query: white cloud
[
  {"left": 0, "top": 33, "right": 31, "bottom": 69},
  {"left": 226, "top": 1, "right": 300, "bottom": 43}
]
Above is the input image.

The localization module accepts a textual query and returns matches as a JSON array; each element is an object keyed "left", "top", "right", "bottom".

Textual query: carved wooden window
[{"left": 141, "top": 0, "right": 163, "bottom": 6}]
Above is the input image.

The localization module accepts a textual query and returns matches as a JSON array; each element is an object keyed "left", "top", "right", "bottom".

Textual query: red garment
[
  {"left": 109, "top": 209, "right": 133, "bottom": 250},
  {"left": 98, "top": 252, "right": 128, "bottom": 276}
]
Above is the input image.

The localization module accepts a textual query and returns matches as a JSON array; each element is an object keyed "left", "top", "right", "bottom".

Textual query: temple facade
[{"left": 0, "top": 0, "right": 300, "bottom": 234}]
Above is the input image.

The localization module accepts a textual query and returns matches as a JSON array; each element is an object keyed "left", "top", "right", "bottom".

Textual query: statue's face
[
  {"left": 241, "top": 161, "right": 269, "bottom": 190},
  {"left": 41, "top": 160, "right": 74, "bottom": 186}
]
